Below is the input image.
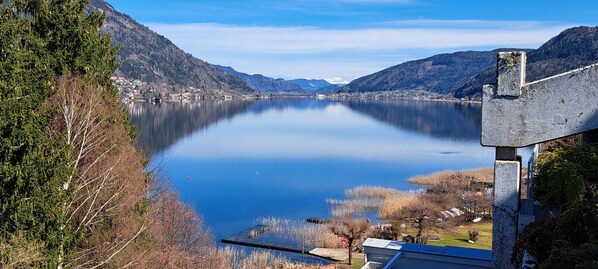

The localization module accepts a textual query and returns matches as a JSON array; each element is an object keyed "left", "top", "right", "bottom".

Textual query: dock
[
  {"left": 221, "top": 225, "right": 315, "bottom": 254},
  {"left": 306, "top": 217, "right": 334, "bottom": 224}
]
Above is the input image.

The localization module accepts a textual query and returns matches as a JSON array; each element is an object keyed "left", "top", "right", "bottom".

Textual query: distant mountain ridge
[
  {"left": 89, "top": 0, "right": 252, "bottom": 94},
  {"left": 336, "top": 50, "right": 504, "bottom": 94},
  {"left": 337, "top": 26, "right": 598, "bottom": 99},
  {"left": 213, "top": 65, "right": 305, "bottom": 94},
  {"left": 288, "top": 79, "right": 331, "bottom": 92},
  {"left": 314, "top": 83, "right": 346, "bottom": 93},
  {"left": 453, "top": 26, "right": 598, "bottom": 98}
]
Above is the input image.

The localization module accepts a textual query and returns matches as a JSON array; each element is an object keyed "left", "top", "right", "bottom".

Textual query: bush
[
  {"left": 541, "top": 241, "right": 598, "bottom": 269},
  {"left": 514, "top": 142, "right": 598, "bottom": 268}
]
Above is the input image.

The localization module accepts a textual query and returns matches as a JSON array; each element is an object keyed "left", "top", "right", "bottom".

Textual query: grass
[
  {"left": 428, "top": 222, "right": 492, "bottom": 250},
  {"left": 352, "top": 257, "right": 365, "bottom": 269}
]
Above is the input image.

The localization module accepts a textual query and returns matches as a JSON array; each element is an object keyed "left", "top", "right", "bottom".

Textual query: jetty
[
  {"left": 221, "top": 224, "right": 349, "bottom": 261},
  {"left": 221, "top": 225, "right": 314, "bottom": 254},
  {"left": 306, "top": 217, "right": 334, "bottom": 224}
]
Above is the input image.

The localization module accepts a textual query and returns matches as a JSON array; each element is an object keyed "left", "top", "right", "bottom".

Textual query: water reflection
[
  {"left": 128, "top": 98, "right": 495, "bottom": 242},
  {"left": 342, "top": 99, "right": 481, "bottom": 141},
  {"left": 128, "top": 100, "right": 253, "bottom": 155},
  {"left": 129, "top": 99, "right": 483, "bottom": 157}
]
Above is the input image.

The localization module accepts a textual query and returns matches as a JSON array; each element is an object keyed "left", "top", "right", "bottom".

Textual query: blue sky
[{"left": 109, "top": 0, "right": 598, "bottom": 83}]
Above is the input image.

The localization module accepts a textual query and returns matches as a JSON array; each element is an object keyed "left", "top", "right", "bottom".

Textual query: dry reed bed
[
  {"left": 258, "top": 217, "right": 342, "bottom": 248},
  {"left": 408, "top": 168, "right": 495, "bottom": 186},
  {"left": 327, "top": 186, "right": 423, "bottom": 219},
  {"left": 219, "top": 246, "right": 289, "bottom": 269},
  {"left": 378, "top": 193, "right": 419, "bottom": 219}
]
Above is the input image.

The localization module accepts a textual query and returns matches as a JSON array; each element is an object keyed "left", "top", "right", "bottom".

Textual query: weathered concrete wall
[
  {"left": 482, "top": 51, "right": 598, "bottom": 269},
  {"left": 482, "top": 52, "right": 598, "bottom": 147}
]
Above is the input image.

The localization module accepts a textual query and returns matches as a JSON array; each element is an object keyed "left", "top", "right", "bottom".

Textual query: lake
[{"left": 128, "top": 98, "right": 497, "bottom": 241}]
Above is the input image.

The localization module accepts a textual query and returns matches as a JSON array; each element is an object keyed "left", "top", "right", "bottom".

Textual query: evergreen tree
[{"left": 0, "top": 0, "right": 117, "bottom": 266}]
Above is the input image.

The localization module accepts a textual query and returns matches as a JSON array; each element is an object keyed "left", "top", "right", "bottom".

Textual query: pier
[{"left": 221, "top": 225, "right": 315, "bottom": 254}]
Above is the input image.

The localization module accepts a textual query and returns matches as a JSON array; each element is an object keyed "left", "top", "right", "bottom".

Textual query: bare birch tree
[{"left": 51, "top": 76, "right": 149, "bottom": 268}]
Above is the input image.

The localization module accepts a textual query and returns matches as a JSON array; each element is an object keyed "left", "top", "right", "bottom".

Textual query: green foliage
[
  {"left": 511, "top": 220, "right": 558, "bottom": 266},
  {"left": 541, "top": 241, "right": 598, "bottom": 269},
  {"left": 0, "top": 0, "right": 117, "bottom": 266},
  {"left": 533, "top": 144, "right": 598, "bottom": 209},
  {"left": 514, "top": 143, "right": 598, "bottom": 268}
]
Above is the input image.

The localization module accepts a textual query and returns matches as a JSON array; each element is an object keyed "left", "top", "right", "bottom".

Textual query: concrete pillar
[
  {"left": 492, "top": 147, "right": 521, "bottom": 269},
  {"left": 497, "top": 52, "right": 526, "bottom": 97},
  {"left": 483, "top": 51, "right": 598, "bottom": 268}
]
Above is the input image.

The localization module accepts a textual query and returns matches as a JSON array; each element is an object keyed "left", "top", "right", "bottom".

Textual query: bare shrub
[
  {"left": 389, "top": 196, "right": 448, "bottom": 244},
  {"left": 0, "top": 233, "right": 44, "bottom": 269},
  {"left": 368, "top": 225, "right": 400, "bottom": 241},
  {"left": 140, "top": 191, "right": 223, "bottom": 269},
  {"left": 328, "top": 219, "right": 370, "bottom": 265},
  {"left": 50, "top": 76, "right": 224, "bottom": 268},
  {"left": 469, "top": 230, "right": 480, "bottom": 242}
]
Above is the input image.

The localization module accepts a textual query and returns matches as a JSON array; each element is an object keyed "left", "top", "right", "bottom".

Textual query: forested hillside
[
  {"left": 335, "top": 51, "right": 500, "bottom": 94},
  {"left": 88, "top": 0, "right": 252, "bottom": 94},
  {"left": 454, "top": 26, "right": 598, "bottom": 98}
]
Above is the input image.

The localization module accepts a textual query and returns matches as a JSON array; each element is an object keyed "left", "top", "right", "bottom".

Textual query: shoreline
[{"left": 122, "top": 92, "right": 482, "bottom": 105}]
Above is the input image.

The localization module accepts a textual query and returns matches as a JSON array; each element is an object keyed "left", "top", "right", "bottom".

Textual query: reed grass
[
  {"left": 408, "top": 168, "right": 495, "bottom": 186},
  {"left": 345, "top": 186, "right": 400, "bottom": 199},
  {"left": 328, "top": 186, "right": 423, "bottom": 219},
  {"left": 327, "top": 198, "right": 381, "bottom": 219},
  {"left": 378, "top": 192, "right": 419, "bottom": 219},
  {"left": 219, "top": 246, "right": 289, "bottom": 269},
  {"left": 258, "top": 217, "right": 342, "bottom": 248}
]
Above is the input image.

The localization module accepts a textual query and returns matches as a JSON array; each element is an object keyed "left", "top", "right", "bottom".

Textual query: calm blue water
[{"left": 129, "top": 99, "right": 498, "bottom": 241}]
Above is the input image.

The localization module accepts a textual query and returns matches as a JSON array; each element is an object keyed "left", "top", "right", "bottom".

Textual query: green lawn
[
  {"left": 352, "top": 257, "right": 365, "bottom": 269},
  {"left": 346, "top": 223, "right": 491, "bottom": 269},
  {"left": 428, "top": 222, "right": 492, "bottom": 250}
]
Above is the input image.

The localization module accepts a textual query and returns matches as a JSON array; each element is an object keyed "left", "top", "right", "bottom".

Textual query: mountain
[
  {"left": 453, "top": 26, "right": 598, "bottom": 99},
  {"left": 212, "top": 65, "right": 305, "bottom": 94},
  {"left": 88, "top": 0, "right": 252, "bottom": 94},
  {"left": 315, "top": 83, "right": 346, "bottom": 93},
  {"left": 335, "top": 50, "right": 501, "bottom": 94},
  {"left": 288, "top": 79, "right": 332, "bottom": 92}
]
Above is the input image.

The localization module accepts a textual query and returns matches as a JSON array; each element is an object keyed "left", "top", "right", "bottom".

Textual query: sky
[{"left": 108, "top": 0, "right": 598, "bottom": 83}]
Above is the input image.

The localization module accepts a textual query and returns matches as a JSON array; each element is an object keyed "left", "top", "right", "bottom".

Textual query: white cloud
[
  {"left": 325, "top": 77, "right": 352, "bottom": 84},
  {"left": 375, "top": 19, "right": 564, "bottom": 29},
  {"left": 145, "top": 20, "right": 571, "bottom": 79},
  {"left": 148, "top": 22, "right": 566, "bottom": 54}
]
